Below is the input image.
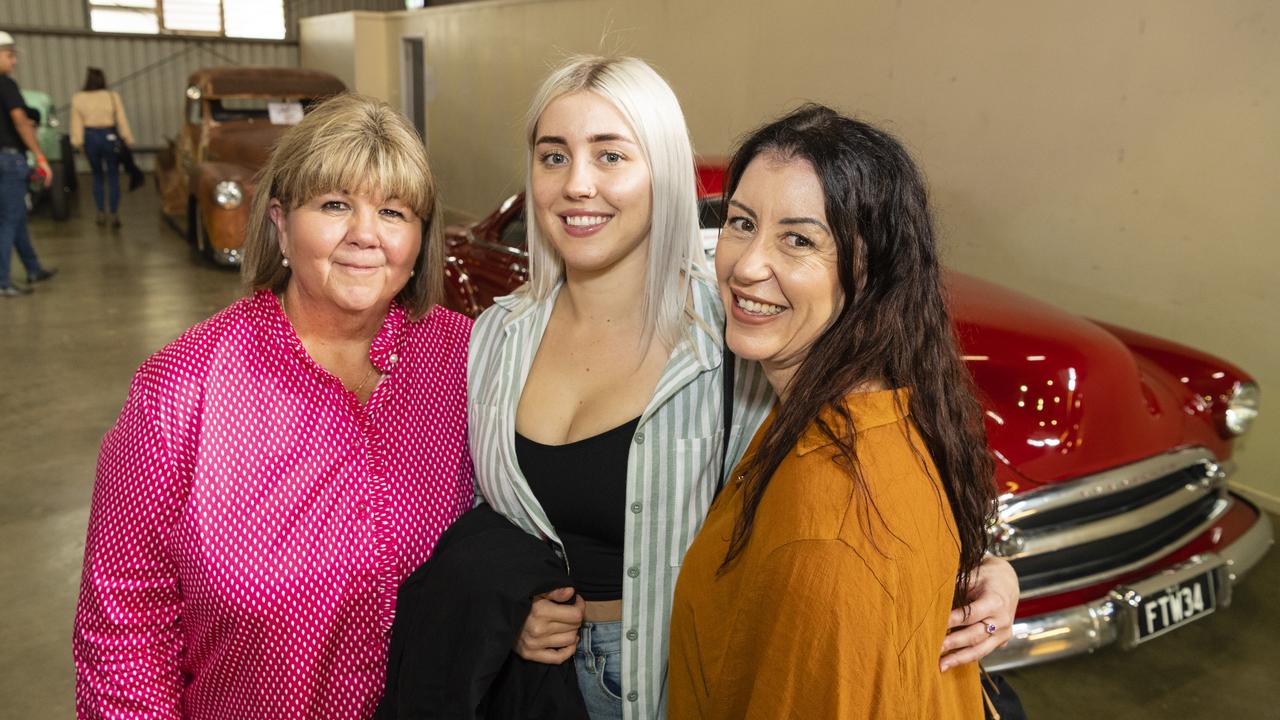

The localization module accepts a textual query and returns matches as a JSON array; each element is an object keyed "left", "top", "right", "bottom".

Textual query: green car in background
[{"left": 21, "top": 89, "right": 77, "bottom": 221}]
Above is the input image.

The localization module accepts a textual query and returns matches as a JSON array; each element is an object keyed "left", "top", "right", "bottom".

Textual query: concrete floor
[{"left": 1, "top": 187, "right": 1277, "bottom": 718}]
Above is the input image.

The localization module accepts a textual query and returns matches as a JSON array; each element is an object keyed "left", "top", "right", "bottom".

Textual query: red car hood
[
  {"left": 948, "top": 272, "right": 1194, "bottom": 488},
  {"left": 205, "top": 123, "right": 288, "bottom": 169}
]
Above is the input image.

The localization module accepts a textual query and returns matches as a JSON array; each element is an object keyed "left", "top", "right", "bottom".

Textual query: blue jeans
[
  {"left": 0, "top": 151, "right": 45, "bottom": 288},
  {"left": 574, "top": 620, "right": 624, "bottom": 720},
  {"left": 83, "top": 127, "right": 121, "bottom": 213}
]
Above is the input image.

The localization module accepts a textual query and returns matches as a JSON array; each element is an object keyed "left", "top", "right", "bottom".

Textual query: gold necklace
[
  {"left": 349, "top": 365, "right": 382, "bottom": 396},
  {"left": 280, "top": 293, "right": 382, "bottom": 396}
]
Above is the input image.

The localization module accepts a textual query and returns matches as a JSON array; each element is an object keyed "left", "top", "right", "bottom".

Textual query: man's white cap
[{"left": 0, "top": 32, "right": 14, "bottom": 49}]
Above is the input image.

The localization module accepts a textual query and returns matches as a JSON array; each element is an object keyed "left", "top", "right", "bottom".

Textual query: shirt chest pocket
[{"left": 665, "top": 431, "right": 724, "bottom": 567}]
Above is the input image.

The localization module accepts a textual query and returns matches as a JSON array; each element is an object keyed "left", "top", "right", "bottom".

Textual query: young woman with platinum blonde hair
[
  {"left": 520, "top": 56, "right": 707, "bottom": 348},
  {"left": 466, "top": 56, "right": 1019, "bottom": 720}
]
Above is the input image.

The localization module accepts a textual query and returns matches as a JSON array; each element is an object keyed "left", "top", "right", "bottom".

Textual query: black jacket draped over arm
[{"left": 377, "top": 504, "right": 589, "bottom": 720}]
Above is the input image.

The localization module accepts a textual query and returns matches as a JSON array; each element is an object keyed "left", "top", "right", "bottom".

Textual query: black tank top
[{"left": 515, "top": 416, "right": 639, "bottom": 602}]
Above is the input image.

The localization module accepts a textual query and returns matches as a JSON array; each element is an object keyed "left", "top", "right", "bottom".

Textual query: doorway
[{"left": 401, "top": 37, "right": 427, "bottom": 142}]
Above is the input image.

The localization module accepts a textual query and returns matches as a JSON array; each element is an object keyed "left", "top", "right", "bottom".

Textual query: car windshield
[
  {"left": 501, "top": 213, "right": 527, "bottom": 248},
  {"left": 697, "top": 197, "right": 725, "bottom": 230},
  {"left": 209, "top": 97, "right": 315, "bottom": 122}
]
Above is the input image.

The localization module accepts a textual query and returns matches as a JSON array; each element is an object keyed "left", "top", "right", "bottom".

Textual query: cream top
[{"left": 70, "top": 90, "right": 134, "bottom": 148}]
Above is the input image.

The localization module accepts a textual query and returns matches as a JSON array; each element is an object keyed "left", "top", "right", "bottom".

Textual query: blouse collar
[
  {"left": 795, "top": 388, "right": 912, "bottom": 456},
  {"left": 491, "top": 273, "right": 724, "bottom": 372},
  {"left": 251, "top": 289, "right": 409, "bottom": 377}
]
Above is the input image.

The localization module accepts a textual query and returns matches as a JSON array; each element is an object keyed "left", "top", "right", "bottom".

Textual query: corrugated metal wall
[
  {"left": 4, "top": 0, "right": 406, "bottom": 37},
  {"left": 2, "top": 0, "right": 89, "bottom": 28},
  {"left": 4, "top": 0, "right": 405, "bottom": 150},
  {"left": 9, "top": 34, "right": 299, "bottom": 150}
]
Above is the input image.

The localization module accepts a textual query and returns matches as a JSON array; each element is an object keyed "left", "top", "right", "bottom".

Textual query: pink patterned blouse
[{"left": 73, "top": 290, "right": 475, "bottom": 719}]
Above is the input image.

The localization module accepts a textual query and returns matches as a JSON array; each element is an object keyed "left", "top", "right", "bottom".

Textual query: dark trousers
[
  {"left": 83, "top": 127, "right": 121, "bottom": 213},
  {"left": 983, "top": 672, "right": 1029, "bottom": 720},
  {"left": 0, "top": 151, "right": 45, "bottom": 288}
]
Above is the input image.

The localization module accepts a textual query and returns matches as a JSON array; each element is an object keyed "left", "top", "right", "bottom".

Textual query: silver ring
[{"left": 985, "top": 623, "right": 998, "bottom": 635}]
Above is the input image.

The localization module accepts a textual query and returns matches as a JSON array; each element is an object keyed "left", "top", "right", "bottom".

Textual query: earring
[
  {"left": 410, "top": 270, "right": 416, "bottom": 277},
  {"left": 282, "top": 257, "right": 290, "bottom": 268}
]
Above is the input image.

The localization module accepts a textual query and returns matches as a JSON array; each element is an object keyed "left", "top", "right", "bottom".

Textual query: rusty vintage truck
[{"left": 155, "top": 67, "right": 346, "bottom": 266}]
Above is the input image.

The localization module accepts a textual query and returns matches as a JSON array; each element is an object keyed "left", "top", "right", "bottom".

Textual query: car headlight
[
  {"left": 214, "top": 180, "right": 243, "bottom": 210},
  {"left": 1224, "top": 381, "right": 1260, "bottom": 436}
]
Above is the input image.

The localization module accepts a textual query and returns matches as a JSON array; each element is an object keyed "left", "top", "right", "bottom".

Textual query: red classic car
[{"left": 442, "top": 192, "right": 1270, "bottom": 671}]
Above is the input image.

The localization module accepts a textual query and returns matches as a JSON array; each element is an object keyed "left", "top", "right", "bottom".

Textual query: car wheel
[
  {"left": 200, "top": 226, "right": 220, "bottom": 264},
  {"left": 192, "top": 208, "right": 222, "bottom": 265},
  {"left": 186, "top": 197, "right": 199, "bottom": 247},
  {"left": 48, "top": 163, "right": 70, "bottom": 221},
  {"left": 60, "top": 136, "right": 78, "bottom": 192}
]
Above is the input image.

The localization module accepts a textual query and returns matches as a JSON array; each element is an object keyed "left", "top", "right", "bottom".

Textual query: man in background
[{"left": 0, "top": 30, "right": 57, "bottom": 298}]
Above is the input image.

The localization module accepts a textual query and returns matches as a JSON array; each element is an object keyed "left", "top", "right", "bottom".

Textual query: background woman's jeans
[
  {"left": 0, "top": 151, "right": 46, "bottom": 288},
  {"left": 83, "top": 127, "right": 120, "bottom": 213},
  {"left": 574, "top": 620, "right": 624, "bottom": 720}
]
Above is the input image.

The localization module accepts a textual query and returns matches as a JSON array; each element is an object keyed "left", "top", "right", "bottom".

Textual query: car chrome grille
[{"left": 992, "top": 447, "right": 1231, "bottom": 598}]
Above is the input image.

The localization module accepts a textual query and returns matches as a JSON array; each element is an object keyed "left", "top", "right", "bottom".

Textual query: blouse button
[
  {"left": 625, "top": 629, "right": 638, "bottom": 641},
  {"left": 627, "top": 692, "right": 638, "bottom": 702},
  {"left": 633, "top": 432, "right": 645, "bottom": 445},
  {"left": 388, "top": 353, "right": 398, "bottom": 365},
  {"left": 626, "top": 566, "right": 640, "bottom": 579},
  {"left": 630, "top": 502, "right": 642, "bottom": 514}
]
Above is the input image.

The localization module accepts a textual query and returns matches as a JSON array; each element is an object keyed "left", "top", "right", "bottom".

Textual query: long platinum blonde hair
[{"left": 524, "top": 55, "right": 705, "bottom": 348}]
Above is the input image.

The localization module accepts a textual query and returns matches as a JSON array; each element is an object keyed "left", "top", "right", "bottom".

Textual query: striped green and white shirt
[{"left": 467, "top": 275, "right": 774, "bottom": 718}]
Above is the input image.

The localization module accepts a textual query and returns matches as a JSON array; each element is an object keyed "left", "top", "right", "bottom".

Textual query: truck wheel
[
  {"left": 192, "top": 207, "right": 208, "bottom": 263},
  {"left": 48, "top": 163, "right": 70, "bottom": 221},
  {"left": 200, "top": 226, "right": 219, "bottom": 264},
  {"left": 60, "top": 136, "right": 78, "bottom": 192},
  {"left": 192, "top": 208, "right": 222, "bottom": 265},
  {"left": 186, "top": 198, "right": 199, "bottom": 247}
]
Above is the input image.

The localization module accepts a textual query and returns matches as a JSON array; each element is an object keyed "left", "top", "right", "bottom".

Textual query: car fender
[
  {"left": 190, "top": 162, "right": 255, "bottom": 253},
  {"left": 440, "top": 229, "right": 481, "bottom": 316}
]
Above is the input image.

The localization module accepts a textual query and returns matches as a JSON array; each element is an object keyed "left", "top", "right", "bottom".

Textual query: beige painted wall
[
  {"left": 302, "top": 0, "right": 1280, "bottom": 509},
  {"left": 299, "top": 12, "right": 358, "bottom": 88},
  {"left": 300, "top": 11, "right": 397, "bottom": 100}
]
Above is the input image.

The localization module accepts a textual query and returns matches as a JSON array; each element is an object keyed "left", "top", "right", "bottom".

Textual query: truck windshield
[{"left": 210, "top": 97, "right": 314, "bottom": 122}]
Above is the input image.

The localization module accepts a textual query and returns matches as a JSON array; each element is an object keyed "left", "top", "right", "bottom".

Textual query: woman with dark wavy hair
[{"left": 668, "top": 104, "right": 996, "bottom": 718}]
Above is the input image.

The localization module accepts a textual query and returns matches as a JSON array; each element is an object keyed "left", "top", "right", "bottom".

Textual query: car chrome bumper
[
  {"left": 212, "top": 247, "right": 242, "bottom": 267},
  {"left": 982, "top": 497, "right": 1273, "bottom": 672}
]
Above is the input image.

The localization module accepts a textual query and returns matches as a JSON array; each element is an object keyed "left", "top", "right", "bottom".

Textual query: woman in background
[
  {"left": 70, "top": 67, "right": 133, "bottom": 228},
  {"left": 669, "top": 105, "right": 995, "bottom": 718}
]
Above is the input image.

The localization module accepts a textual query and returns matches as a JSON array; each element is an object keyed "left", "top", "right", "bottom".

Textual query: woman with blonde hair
[
  {"left": 73, "top": 93, "right": 474, "bottom": 719},
  {"left": 467, "top": 56, "right": 1019, "bottom": 719}
]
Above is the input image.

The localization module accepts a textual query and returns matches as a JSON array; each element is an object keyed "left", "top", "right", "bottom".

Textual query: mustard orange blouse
[{"left": 668, "top": 389, "right": 981, "bottom": 719}]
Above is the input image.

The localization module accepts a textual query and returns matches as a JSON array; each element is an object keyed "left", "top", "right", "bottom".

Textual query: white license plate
[{"left": 1133, "top": 570, "right": 1217, "bottom": 644}]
